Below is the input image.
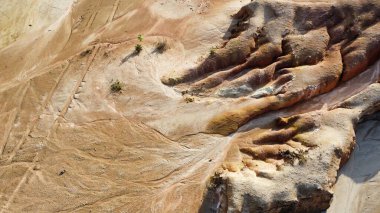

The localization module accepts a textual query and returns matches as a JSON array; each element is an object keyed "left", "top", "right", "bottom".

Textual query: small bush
[
  {"left": 137, "top": 34, "right": 144, "bottom": 42},
  {"left": 135, "top": 44, "right": 143, "bottom": 54},
  {"left": 80, "top": 49, "right": 92, "bottom": 57},
  {"left": 163, "top": 77, "right": 179, "bottom": 86},
  {"left": 209, "top": 47, "right": 216, "bottom": 56},
  {"left": 155, "top": 39, "right": 169, "bottom": 53},
  {"left": 185, "top": 97, "right": 194, "bottom": 103},
  {"left": 207, "top": 172, "right": 223, "bottom": 189},
  {"left": 110, "top": 80, "right": 124, "bottom": 93},
  {"left": 280, "top": 150, "right": 307, "bottom": 165}
]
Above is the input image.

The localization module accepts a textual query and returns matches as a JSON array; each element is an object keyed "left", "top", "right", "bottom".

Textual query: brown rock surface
[{"left": 0, "top": 0, "right": 379, "bottom": 212}]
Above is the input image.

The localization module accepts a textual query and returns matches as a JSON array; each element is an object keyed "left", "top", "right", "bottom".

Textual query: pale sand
[
  {"left": 0, "top": 0, "right": 379, "bottom": 212},
  {"left": 327, "top": 112, "right": 380, "bottom": 213}
]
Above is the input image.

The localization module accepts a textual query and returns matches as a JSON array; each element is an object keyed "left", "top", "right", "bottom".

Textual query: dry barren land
[{"left": 0, "top": 0, "right": 379, "bottom": 212}]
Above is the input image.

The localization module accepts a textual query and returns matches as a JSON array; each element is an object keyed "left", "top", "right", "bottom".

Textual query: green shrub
[
  {"left": 137, "top": 34, "right": 144, "bottom": 42},
  {"left": 135, "top": 44, "right": 143, "bottom": 54},
  {"left": 110, "top": 80, "right": 124, "bottom": 93},
  {"left": 155, "top": 39, "right": 169, "bottom": 53},
  {"left": 185, "top": 97, "right": 194, "bottom": 103},
  {"left": 209, "top": 47, "right": 216, "bottom": 56}
]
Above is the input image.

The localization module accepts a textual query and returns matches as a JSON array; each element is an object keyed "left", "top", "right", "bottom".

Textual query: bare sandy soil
[
  {"left": 0, "top": 0, "right": 379, "bottom": 212},
  {"left": 0, "top": 0, "right": 245, "bottom": 212},
  {"left": 327, "top": 112, "right": 380, "bottom": 213}
]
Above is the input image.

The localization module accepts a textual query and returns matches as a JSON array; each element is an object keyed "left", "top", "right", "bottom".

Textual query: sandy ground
[
  {"left": 327, "top": 112, "right": 380, "bottom": 213},
  {"left": 0, "top": 0, "right": 74, "bottom": 49},
  {"left": 0, "top": 0, "right": 246, "bottom": 212},
  {"left": 0, "top": 0, "right": 379, "bottom": 212}
]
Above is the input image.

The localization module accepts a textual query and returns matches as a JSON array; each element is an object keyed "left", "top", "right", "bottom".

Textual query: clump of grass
[
  {"left": 280, "top": 150, "right": 307, "bottom": 165},
  {"left": 163, "top": 77, "right": 180, "bottom": 86},
  {"left": 110, "top": 80, "right": 124, "bottom": 93},
  {"left": 155, "top": 39, "right": 169, "bottom": 53},
  {"left": 184, "top": 96, "right": 194, "bottom": 103},
  {"left": 135, "top": 44, "right": 143, "bottom": 54},
  {"left": 80, "top": 49, "right": 92, "bottom": 57},
  {"left": 137, "top": 34, "right": 144, "bottom": 42},
  {"left": 209, "top": 47, "right": 217, "bottom": 56},
  {"left": 207, "top": 172, "right": 224, "bottom": 189}
]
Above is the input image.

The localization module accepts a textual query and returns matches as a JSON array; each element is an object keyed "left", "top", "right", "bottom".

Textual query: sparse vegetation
[
  {"left": 155, "top": 39, "right": 169, "bottom": 53},
  {"left": 165, "top": 77, "right": 180, "bottom": 86},
  {"left": 58, "top": 169, "right": 66, "bottom": 176},
  {"left": 135, "top": 44, "right": 143, "bottom": 54},
  {"left": 110, "top": 80, "right": 124, "bottom": 93},
  {"left": 209, "top": 47, "right": 216, "bottom": 56},
  {"left": 132, "top": 34, "right": 144, "bottom": 55},
  {"left": 280, "top": 150, "right": 307, "bottom": 165},
  {"left": 185, "top": 96, "right": 195, "bottom": 103},
  {"left": 80, "top": 49, "right": 92, "bottom": 57},
  {"left": 207, "top": 172, "right": 224, "bottom": 189}
]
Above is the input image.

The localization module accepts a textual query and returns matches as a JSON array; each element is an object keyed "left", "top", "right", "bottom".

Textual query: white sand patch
[
  {"left": 150, "top": 0, "right": 196, "bottom": 19},
  {"left": 327, "top": 112, "right": 380, "bottom": 213}
]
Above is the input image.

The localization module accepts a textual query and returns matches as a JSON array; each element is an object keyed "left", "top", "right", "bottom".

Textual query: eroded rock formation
[{"left": 163, "top": 0, "right": 380, "bottom": 212}]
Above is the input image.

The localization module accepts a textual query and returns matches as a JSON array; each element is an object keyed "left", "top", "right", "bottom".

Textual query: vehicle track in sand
[{"left": 0, "top": 45, "right": 101, "bottom": 211}]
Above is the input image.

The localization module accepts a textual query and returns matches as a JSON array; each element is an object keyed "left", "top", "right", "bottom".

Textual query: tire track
[
  {"left": 0, "top": 83, "right": 29, "bottom": 156},
  {"left": 0, "top": 61, "right": 73, "bottom": 212},
  {"left": 0, "top": 138, "right": 46, "bottom": 213},
  {"left": 59, "top": 46, "right": 100, "bottom": 117},
  {"left": 85, "top": 0, "right": 103, "bottom": 32},
  {"left": 49, "top": 45, "right": 101, "bottom": 137},
  {"left": 108, "top": 0, "right": 120, "bottom": 24},
  {"left": 5, "top": 62, "right": 71, "bottom": 163},
  {"left": 0, "top": 154, "right": 39, "bottom": 213},
  {"left": 0, "top": 109, "right": 17, "bottom": 156}
]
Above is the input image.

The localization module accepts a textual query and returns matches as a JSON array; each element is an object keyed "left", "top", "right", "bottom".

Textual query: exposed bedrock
[
  {"left": 162, "top": 0, "right": 380, "bottom": 135},
  {"left": 200, "top": 83, "right": 380, "bottom": 213},
  {"left": 160, "top": 0, "right": 380, "bottom": 212}
]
